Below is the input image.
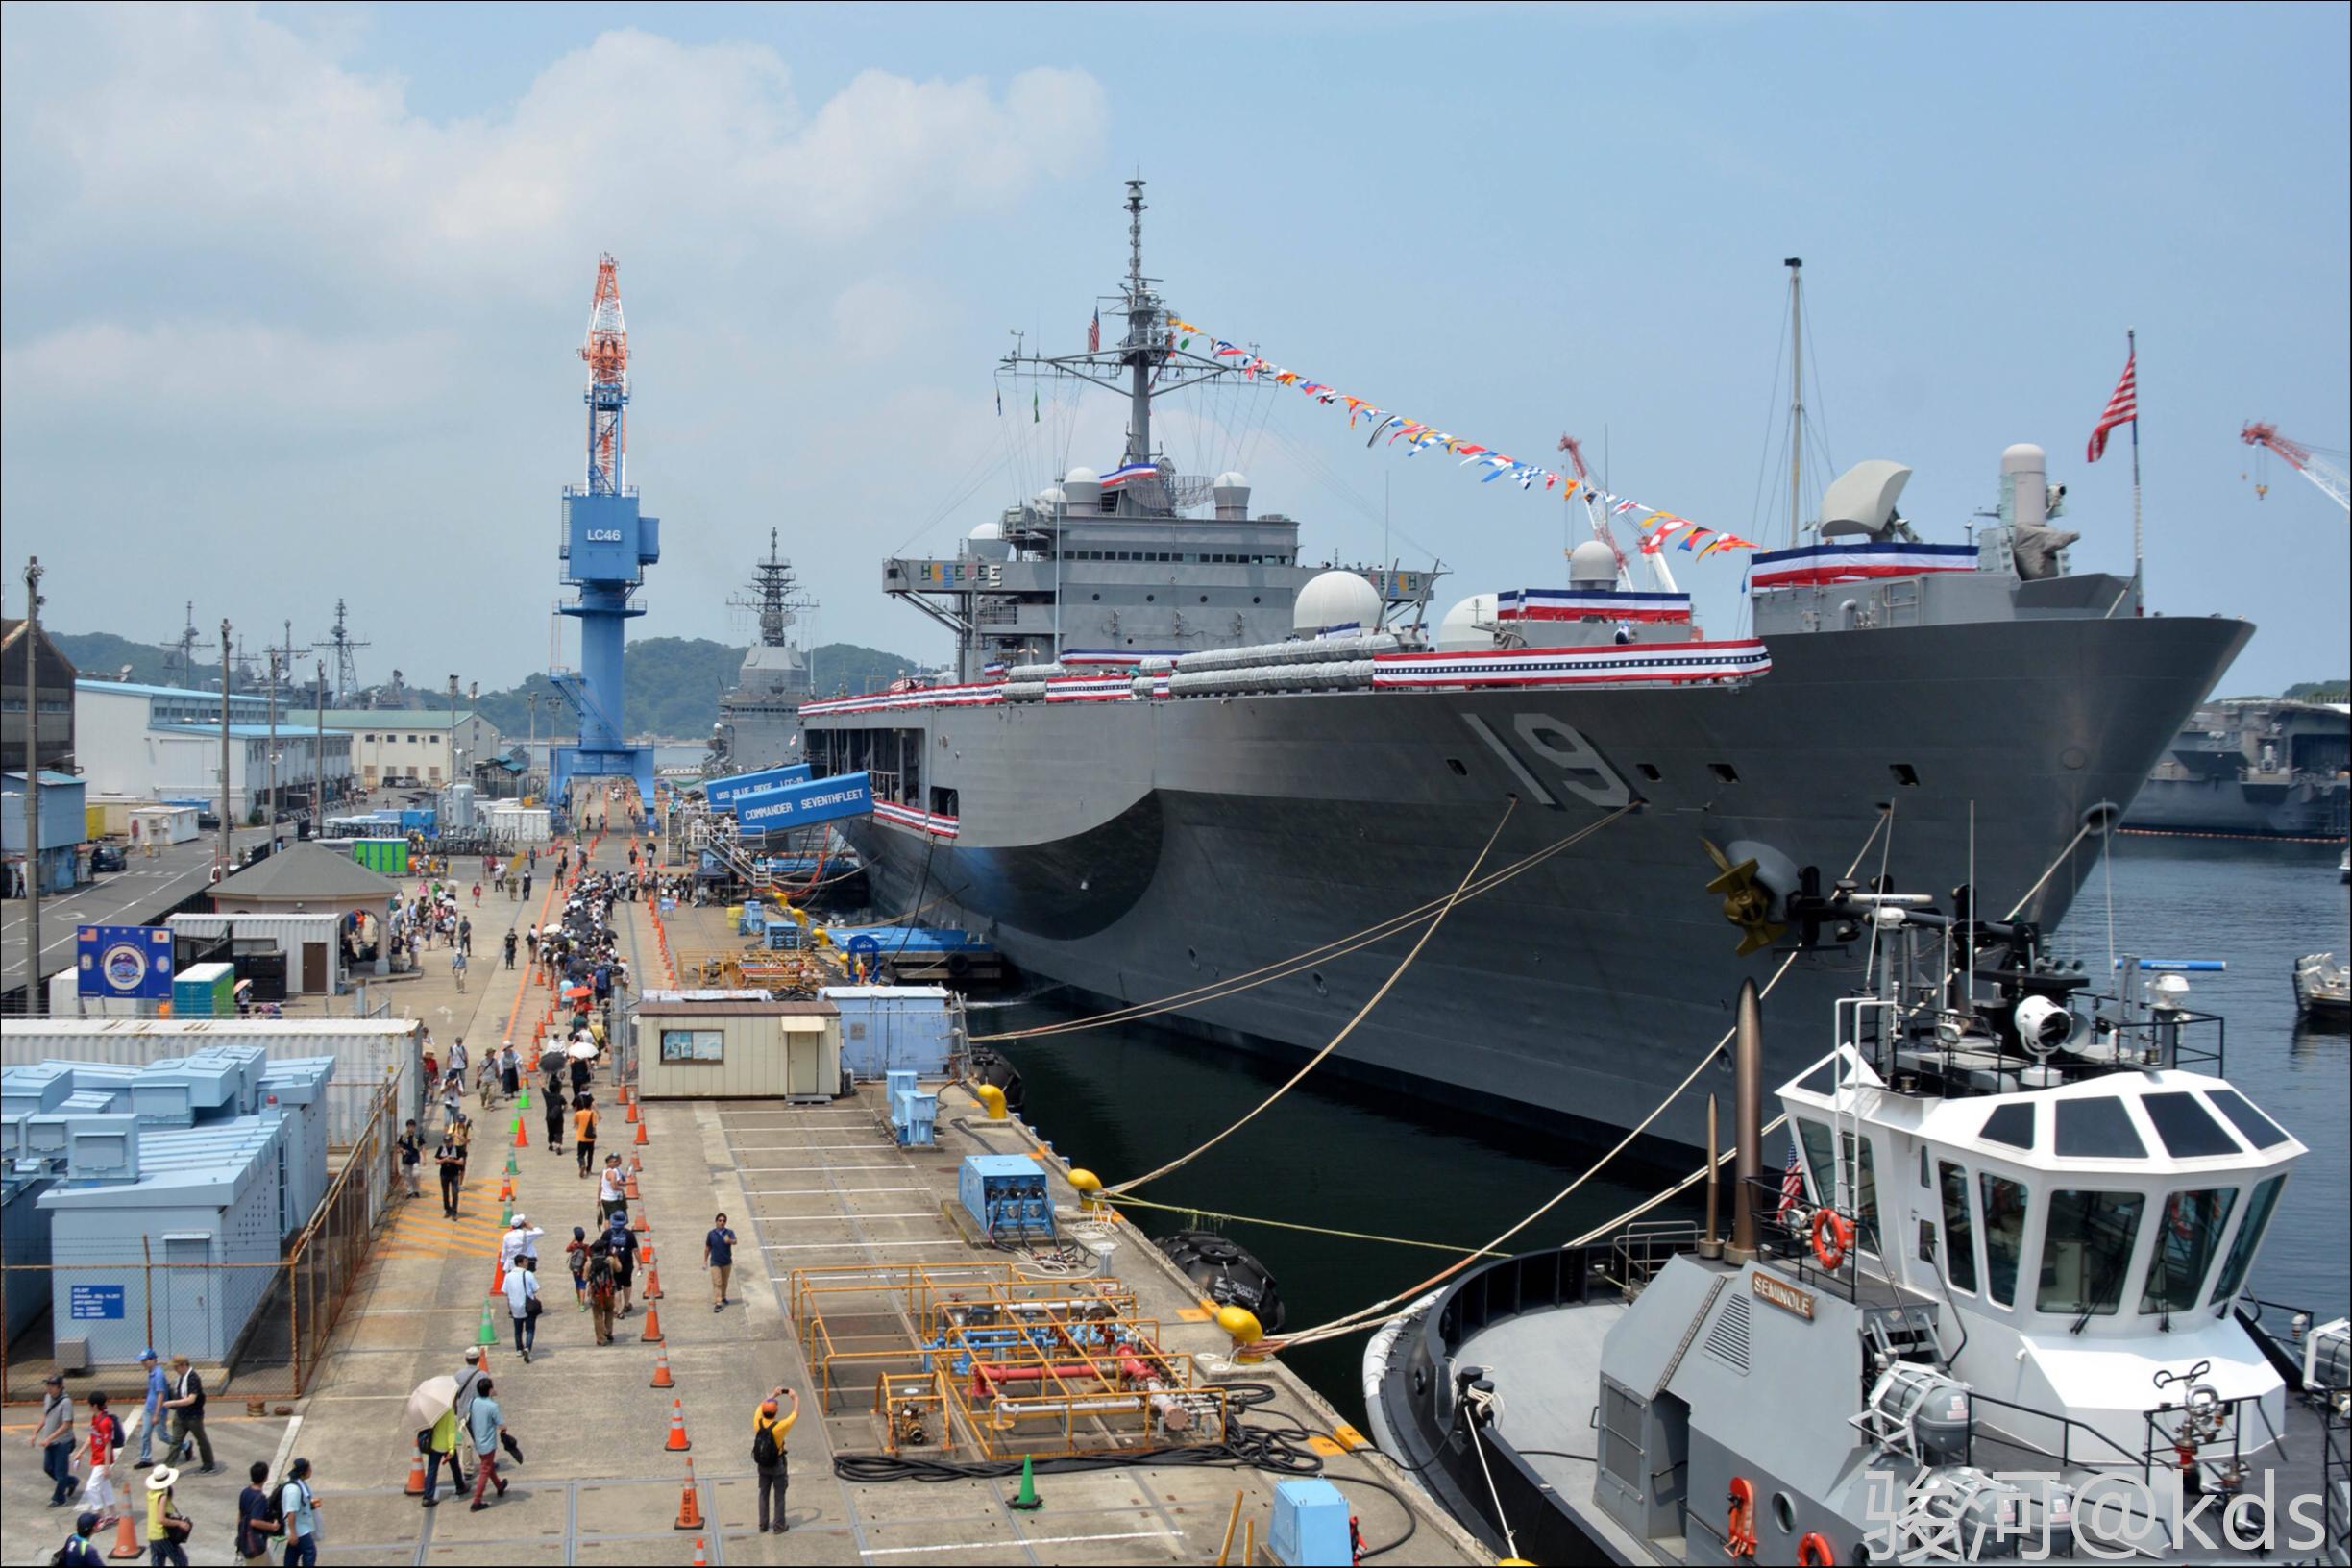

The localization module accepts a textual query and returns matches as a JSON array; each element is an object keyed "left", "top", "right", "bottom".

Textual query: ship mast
[
  {"left": 1124, "top": 180, "right": 1156, "bottom": 468},
  {"left": 1785, "top": 257, "right": 1804, "bottom": 549}
]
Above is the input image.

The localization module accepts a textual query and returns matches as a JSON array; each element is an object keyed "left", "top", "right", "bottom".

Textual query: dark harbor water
[{"left": 981, "top": 833, "right": 2351, "bottom": 1425}]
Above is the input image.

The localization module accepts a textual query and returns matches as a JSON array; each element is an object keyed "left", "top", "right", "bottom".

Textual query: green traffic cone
[
  {"left": 477, "top": 1298, "right": 498, "bottom": 1346},
  {"left": 502, "top": 1199, "right": 513, "bottom": 1227},
  {"left": 517, "top": 1084, "right": 530, "bottom": 1111},
  {"left": 504, "top": 1149, "right": 519, "bottom": 1176},
  {"left": 1009, "top": 1454, "right": 1041, "bottom": 1511}
]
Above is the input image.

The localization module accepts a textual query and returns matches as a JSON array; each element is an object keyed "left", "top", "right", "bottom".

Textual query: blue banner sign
[
  {"left": 736, "top": 773, "right": 873, "bottom": 832},
  {"left": 706, "top": 763, "right": 814, "bottom": 813},
  {"left": 77, "top": 924, "right": 176, "bottom": 999},
  {"left": 70, "top": 1284, "right": 126, "bottom": 1320}
]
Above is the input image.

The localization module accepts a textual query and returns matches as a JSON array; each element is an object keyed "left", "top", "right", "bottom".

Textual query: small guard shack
[{"left": 631, "top": 991, "right": 842, "bottom": 1103}]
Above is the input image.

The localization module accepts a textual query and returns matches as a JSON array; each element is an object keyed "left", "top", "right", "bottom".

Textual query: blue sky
[{"left": 4, "top": 2, "right": 2345, "bottom": 694}]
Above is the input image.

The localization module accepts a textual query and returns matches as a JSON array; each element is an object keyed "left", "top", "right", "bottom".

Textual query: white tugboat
[{"left": 1366, "top": 882, "right": 2349, "bottom": 1563}]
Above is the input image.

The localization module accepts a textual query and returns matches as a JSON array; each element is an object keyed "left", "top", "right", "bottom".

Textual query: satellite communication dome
[
  {"left": 968, "top": 519, "right": 1012, "bottom": 561},
  {"left": 1568, "top": 540, "right": 1618, "bottom": 586},
  {"left": 1435, "top": 594, "right": 1502, "bottom": 652},
  {"left": 1064, "top": 466, "right": 1100, "bottom": 485},
  {"left": 1212, "top": 471, "right": 1252, "bottom": 522},
  {"left": 1061, "top": 466, "right": 1103, "bottom": 509},
  {"left": 969, "top": 521, "right": 1004, "bottom": 541},
  {"left": 1292, "top": 570, "right": 1383, "bottom": 637}
]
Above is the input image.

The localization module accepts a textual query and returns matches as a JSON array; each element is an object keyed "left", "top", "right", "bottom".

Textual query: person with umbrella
[
  {"left": 409, "top": 1370, "right": 469, "bottom": 1507},
  {"left": 542, "top": 1066, "right": 566, "bottom": 1154}
]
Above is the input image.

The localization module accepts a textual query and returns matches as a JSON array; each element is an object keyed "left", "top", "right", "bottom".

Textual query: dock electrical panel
[{"left": 957, "top": 1154, "right": 1056, "bottom": 1245}]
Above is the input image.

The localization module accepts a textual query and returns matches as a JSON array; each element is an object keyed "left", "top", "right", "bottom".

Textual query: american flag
[
  {"left": 1088, "top": 308, "right": 1100, "bottom": 354},
  {"left": 1776, "top": 1141, "right": 1805, "bottom": 1219},
  {"left": 2086, "top": 349, "right": 2137, "bottom": 463}
]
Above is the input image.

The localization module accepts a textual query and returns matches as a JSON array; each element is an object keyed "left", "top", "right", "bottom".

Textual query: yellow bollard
[
  {"left": 1215, "top": 1305, "right": 1265, "bottom": 1363},
  {"left": 1066, "top": 1166, "right": 1101, "bottom": 1213},
  {"left": 975, "top": 1083, "right": 1008, "bottom": 1120}
]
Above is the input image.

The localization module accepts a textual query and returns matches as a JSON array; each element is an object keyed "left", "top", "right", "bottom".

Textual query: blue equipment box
[
  {"left": 956, "top": 1154, "right": 1055, "bottom": 1244},
  {"left": 1269, "top": 1478, "right": 1353, "bottom": 1566}
]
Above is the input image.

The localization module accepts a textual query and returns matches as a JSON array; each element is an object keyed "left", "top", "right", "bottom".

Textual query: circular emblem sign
[{"left": 101, "top": 942, "right": 150, "bottom": 992}]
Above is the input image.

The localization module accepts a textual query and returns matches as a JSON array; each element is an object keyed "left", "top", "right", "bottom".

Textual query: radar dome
[
  {"left": 1568, "top": 541, "right": 1617, "bottom": 586},
  {"left": 1061, "top": 466, "right": 1103, "bottom": 510},
  {"left": 1213, "top": 471, "right": 1252, "bottom": 522},
  {"left": 1435, "top": 594, "right": 1502, "bottom": 652},
  {"left": 1214, "top": 471, "right": 1249, "bottom": 489},
  {"left": 969, "top": 521, "right": 1004, "bottom": 541},
  {"left": 1063, "top": 466, "right": 1100, "bottom": 485},
  {"left": 1292, "top": 570, "right": 1382, "bottom": 637},
  {"left": 968, "top": 519, "right": 1012, "bottom": 562}
]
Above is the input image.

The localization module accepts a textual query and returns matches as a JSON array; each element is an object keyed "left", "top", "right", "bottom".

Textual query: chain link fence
[{"left": 3, "top": 1072, "right": 402, "bottom": 1404}]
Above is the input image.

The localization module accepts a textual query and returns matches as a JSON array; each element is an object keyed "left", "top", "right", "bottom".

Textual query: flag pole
[{"left": 2127, "top": 327, "right": 2143, "bottom": 593}]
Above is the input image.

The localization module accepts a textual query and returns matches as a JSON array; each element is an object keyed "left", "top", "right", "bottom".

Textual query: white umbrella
[
  {"left": 567, "top": 1041, "right": 599, "bottom": 1060},
  {"left": 403, "top": 1374, "right": 460, "bottom": 1433}
]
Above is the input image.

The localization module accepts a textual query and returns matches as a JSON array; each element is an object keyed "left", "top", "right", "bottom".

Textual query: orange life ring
[
  {"left": 1726, "top": 1476, "right": 1758, "bottom": 1558},
  {"left": 1797, "top": 1531, "right": 1837, "bottom": 1566},
  {"left": 1812, "top": 1208, "right": 1855, "bottom": 1271}
]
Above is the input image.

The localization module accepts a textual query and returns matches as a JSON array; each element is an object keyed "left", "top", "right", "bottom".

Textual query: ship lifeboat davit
[{"left": 1156, "top": 1230, "right": 1286, "bottom": 1333}]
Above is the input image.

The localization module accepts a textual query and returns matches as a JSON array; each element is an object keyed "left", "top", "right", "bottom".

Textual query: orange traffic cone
[
  {"left": 513, "top": 1116, "right": 529, "bottom": 1148},
  {"left": 107, "top": 1509, "right": 143, "bottom": 1559},
  {"left": 673, "top": 1458, "right": 704, "bottom": 1529},
  {"left": 692, "top": 1536, "right": 709, "bottom": 1565},
  {"left": 639, "top": 1240, "right": 656, "bottom": 1267},
  {"left": 630, "top": 1153, "right": 643, "bottom": 1174},
  {"left": 643, "top": 1263, "right": 664, "bottom": 1301},
  {"left": 641, "top": 1302, "right": 666, "bottom": 1343},
  {"left": 625, "top": 1099, "right": 640, "bottom": 1125},
  {"left": 404, "top": 1449, "right": 428, "bottom": 1496},
  {"left": 491, "top": 1257, "right": 506, "bottom": 1294},
  {"left": 497, "top": 1175, "right": 513, "bottom": 1202},
  {"left": 633, "top": 1118, "right": 649, "bottom": 1146},
  {"left": 637, "top": 1210, "right": 653, "bottom": 1236},
  {"left": 650, "top": 1348, "right": 674, "bottom": 1387},
  {"left": 663, "top": 1396, "right": 692, "bottom": 1450},
  {"left": 625, "top": 1171, "right": 642, "bottom": 1201}
]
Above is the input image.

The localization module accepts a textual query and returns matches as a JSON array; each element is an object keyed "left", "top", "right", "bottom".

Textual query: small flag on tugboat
[
  {"left": 2086, "top": 348, "right": 2138, "bottom": 462},
  {"left": 1776, "top": 1141, "right": 1805, "bottom": 1218},
  {"left": 1089, "top": 308, "right": 1101, "bottom": 354}
]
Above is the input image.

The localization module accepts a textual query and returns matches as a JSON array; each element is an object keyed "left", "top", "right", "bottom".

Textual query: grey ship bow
[{"left": 804, "top": 181, "right": 2249, "bottom": 1146}]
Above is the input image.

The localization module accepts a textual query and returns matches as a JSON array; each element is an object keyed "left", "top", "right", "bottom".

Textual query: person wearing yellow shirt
[{"left": 750, "top": 1387, "right": 797, "bottom": 1535}]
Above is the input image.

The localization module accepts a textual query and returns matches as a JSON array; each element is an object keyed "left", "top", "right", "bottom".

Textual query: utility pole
[
  {"left": 447, "top": 674, "right": 459, "bottom": 792},
  {"left": 314, "top": 658, "right": 327, "bottom": 827},
  {"left": 219, "top": 620, "right": 233, "bottom": 876},
  {"left": 266, "top": 648, "right": 281, "bottom": 836},
  {"left": 527, "top": 691, "right": 538, "bottom": 799},
  {"left": 22, "top": 556, "right": 45, "bottom": 1017}
]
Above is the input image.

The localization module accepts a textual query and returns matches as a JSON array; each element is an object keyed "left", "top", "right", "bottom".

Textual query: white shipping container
[
  {"left": 130, "top": 804, "right": 200, "bottom": 845},
  {"left": 166, "top": 912, "right": 348, "bottom": 996},
  {"left": 1, "top": 1018, "right": 422, "bottom": 1144}
]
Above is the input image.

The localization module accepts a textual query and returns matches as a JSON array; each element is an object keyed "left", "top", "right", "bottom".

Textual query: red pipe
[{"left": 969, "top": 1361, "right": 1111, "bottom": 1398}]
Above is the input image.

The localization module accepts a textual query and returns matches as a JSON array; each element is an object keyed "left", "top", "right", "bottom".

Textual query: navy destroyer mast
[{"left": 885, "top": 180, "right": 1438, "bottom": 675}]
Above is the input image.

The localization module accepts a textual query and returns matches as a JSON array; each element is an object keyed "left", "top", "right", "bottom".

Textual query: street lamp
[{"left": 446, "top": 674, "right": 458, "bottom": 791}]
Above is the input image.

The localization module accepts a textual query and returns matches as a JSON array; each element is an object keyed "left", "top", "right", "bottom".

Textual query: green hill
[{"left": 472, "top": 637, "right": 925, "bottom": 742}]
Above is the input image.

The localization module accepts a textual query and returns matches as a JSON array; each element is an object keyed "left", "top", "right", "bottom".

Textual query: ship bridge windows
[
  {"left": 2212, "top": 1174, "right": 2283, "bottom": 1302},
  {"left": 2036, "top": 1188, "right": 2144, "bottom": 1319},
  {"left": 2139, "top": 1188, "right": 2238, "bottom": 1315},
  {"left": 1979, "top": 1172, "right": 2028, "bottom": 1306},
  {"left": 2141, "top": 1092, "right": 2239, "bottom": 1159},
  {"left": 1937, "top": 1161, "right": 1978, "bottom": 1293},
  {"left": 2205, "top": 1088, "right": 2291, "bottom": 1150},
  {"left": 2054, "top": 1097, "right": 2144, "bottom": 1160},
  {"left": 1980, "top": 1102, "right": 2036, "bottom": 1150}
]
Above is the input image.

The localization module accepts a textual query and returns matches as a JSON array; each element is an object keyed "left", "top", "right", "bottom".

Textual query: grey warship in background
[
  {"left": 2121, "top": 698, "right": 2349, "bottom": 839},
  {"left": 803, "top": 181, "right": 2251, "bottom": 1147},
  {"left": 707, "top": 528, "right": 817, "bottom": 775}
]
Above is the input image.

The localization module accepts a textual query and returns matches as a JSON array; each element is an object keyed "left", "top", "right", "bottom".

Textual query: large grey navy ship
[
  {"left": 707, "top": 528, "right": 817, "bottom": 776},
  {"left": 802, "top": 182, "right": 2250, "bottom": 1146},
  {"left": 2121, "top": 697, "right": 2348, "bottom": 838}
]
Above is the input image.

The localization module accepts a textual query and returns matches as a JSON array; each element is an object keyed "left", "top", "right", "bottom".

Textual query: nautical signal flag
[{"left": 2086, "top": 348, "right": 2138, "bottom": 463}]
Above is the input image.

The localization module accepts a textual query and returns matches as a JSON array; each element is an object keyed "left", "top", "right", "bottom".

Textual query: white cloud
[
  {"left": 5, "top": 10, "right": 1106, "bottom": 296},
  {"left": 0, "top": 320, "right": 461, "bottom": 427}
]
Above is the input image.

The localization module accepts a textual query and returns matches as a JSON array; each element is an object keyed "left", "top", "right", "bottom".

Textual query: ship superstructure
[
  {"left": 801, "top": 183, "right": 2249, "bottom": 1146},
  {"left": 710, "top": 528, "right": 819, "bottom": 775},
  {"left": 2123, "top": 698, "right": 2350, "bottom": 838}
]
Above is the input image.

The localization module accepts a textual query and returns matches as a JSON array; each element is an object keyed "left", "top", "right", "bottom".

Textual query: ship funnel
[
  {"left": 1213, "top": 471, "right": 1251, "bottom": 521},
  {"left": 1727, "top": 978, "right": 1764, "bottom": 1263}
]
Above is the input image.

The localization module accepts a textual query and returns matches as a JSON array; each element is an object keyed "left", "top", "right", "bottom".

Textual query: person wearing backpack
[
  {"left": 55, "top": 1509, "right": 104, "bottom": 1566},
  {"left": 749, "top": 1386, "right": 797, "bottom": 1534},
  {"left": 235, "top": 1461, "right": 281, "bottom": 1564},
  {"left": 277, "top": 1457, "right": 320, "bottom": 1566}
]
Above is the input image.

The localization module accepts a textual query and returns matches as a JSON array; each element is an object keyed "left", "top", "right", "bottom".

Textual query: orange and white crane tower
[{"left": 2241, "top": 423, "right": 2348, "bottom": 513}]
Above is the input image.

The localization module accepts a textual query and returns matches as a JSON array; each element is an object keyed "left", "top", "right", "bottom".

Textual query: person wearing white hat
[
  {"left": 499, "top": 1215, "right": 544, "bottom": 1273},
  {"left": 144, "top": 1466, "right": 190, "bottom": 1566},
  {"left": 504, "top": 1256, "right": 542, "bottom": 1361}
]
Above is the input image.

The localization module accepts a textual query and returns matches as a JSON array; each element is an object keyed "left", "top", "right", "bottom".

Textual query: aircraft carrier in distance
[
  {"left": 799, "top": 181, "right": 2250, "bottom": 1148},
  {"left": 2121, "top": 697, "right": 2349, "bottom": 838},
  {"left": 706, "top": 528, "right": 816, "bottom": 776}
]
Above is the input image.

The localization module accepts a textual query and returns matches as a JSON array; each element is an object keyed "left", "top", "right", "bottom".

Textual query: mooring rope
[
  {"left": 970, "top": 803, "right": 1631, "bottom": 1044},
  {"left": 1106, "top": 797, "right": 1540, "bottom": 1197}
]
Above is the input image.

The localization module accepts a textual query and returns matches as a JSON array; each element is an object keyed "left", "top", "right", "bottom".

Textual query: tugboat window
[
  {"left": 2140, "top": 1188, "right": 2237, "bottom": 1314},
  {"left": 2212, "top": 1175, "right": 2284, "bottom": 1302},
  {"left": 2036, "top": 1188, "right": 2144, "bottom": 1318},
  {"left": 2054, "top": 1097, "right": 2145, "bottom": 1159},
  {"left": 1938, "top": 1162, "right": 1978, "bottom": 1293},
  {"left": 2142, "top": 1092, "right": 2238, "bottom": 1159},
  {"left": 1978, "top": 1173, "right": 2028, "bottom": 1306},
  {"left": 2205, "top": 1088, "right": 2291, "bottom": 1150}
]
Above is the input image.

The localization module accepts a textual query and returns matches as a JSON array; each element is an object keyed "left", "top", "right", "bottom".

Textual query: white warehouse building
[{"left": 74, "top": 680, "right": 356, "bottom": 821}]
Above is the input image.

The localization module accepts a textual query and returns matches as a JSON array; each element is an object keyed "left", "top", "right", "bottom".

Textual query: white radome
[
  {"left": 1435, "top": 593, "right": 1502, "bottom": 651},
  {"left": 1293, "top": 570, "right": 1383, "bottom": 637}
]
